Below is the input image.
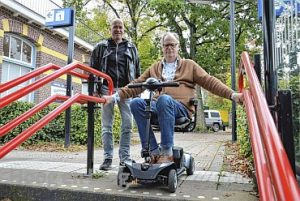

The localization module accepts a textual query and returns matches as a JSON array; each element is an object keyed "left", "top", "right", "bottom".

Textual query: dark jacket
[{"left": 90, "top": 38, "right": 140, "bottom": 88}]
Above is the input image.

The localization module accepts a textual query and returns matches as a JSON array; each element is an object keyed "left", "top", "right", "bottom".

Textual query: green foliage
[
  {"left": 75, "top": 8, "right": 110, "bottom": 45},
  {"left": 204, "top": 71, "right": 235, "bottom": 112},
  {"left": 290, "top": 76, "right": 300, "bottom": 137},
  {"left": 0, "top": 101, "right": 121, "bottom": 146},
  {"left": 150, "top": 0, "right": 261, "bottom": 76},
  {"left": 236, "top": 105, "right": 252, "bottom": 160},
  {"left": 0, "top": 101, "right": 57, "bottom": 145},
  {"left": 63, "top": 0, "right": 87, "bottom": 21},
  {"left": 205, "top": 92, "right": 231, "bottom": 111},
  {"left": 92, "top": 170, "right": 105, "bottom": 179},
  {"left": 289, "top": 75, "right": 300, "bottom": 162},
  {"left": 138, "top": 35, "right": 161, "bottom": 72}
]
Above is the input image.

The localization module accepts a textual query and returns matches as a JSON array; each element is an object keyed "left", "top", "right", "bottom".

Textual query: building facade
[{"left": 0, "top": 0, "right": 92, "bottom": 104}]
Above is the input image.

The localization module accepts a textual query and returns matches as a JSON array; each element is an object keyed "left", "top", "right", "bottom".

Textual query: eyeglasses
[{"left": 163, "top": 43, "right": 178, "bottom": 48}]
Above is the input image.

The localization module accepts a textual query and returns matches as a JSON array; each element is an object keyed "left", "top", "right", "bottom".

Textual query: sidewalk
[{"left": 0, "top": 131, "right": 258, "bottom": 201}]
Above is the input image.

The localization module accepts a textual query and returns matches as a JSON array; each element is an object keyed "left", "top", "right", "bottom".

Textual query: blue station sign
[{"left": 45, "top": 8, "right": 74, "bottom": 28}]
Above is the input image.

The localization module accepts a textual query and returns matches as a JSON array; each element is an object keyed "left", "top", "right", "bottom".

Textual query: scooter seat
[{"left": 150, "top": 114, "right": 191, "bottom": 127}]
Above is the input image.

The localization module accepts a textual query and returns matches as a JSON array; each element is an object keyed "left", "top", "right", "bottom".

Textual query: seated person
[{"left": 103, "top": 32, "right": 243, "bottom": 164}]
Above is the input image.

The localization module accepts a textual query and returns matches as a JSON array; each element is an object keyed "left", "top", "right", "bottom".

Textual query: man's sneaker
[{"left": 99, "top": 159, "right": 112, "bottom": 170}]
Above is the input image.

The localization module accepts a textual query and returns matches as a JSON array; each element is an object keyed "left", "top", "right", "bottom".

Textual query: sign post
[{"left": 46, "top": 8, "right": 75, "bottom": 148}]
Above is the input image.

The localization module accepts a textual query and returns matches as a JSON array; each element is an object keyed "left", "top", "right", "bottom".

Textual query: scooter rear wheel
[{"left": 168, "top": 169, "right": 177, "bottom": 193}]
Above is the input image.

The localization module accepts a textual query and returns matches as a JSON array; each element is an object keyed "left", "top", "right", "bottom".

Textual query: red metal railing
[
  {"left": 0, "top": 63, "right": 88, "bottom": 93},
  {"left": 0, "top": 95, "right": 69, "bottom": 137},
  {"left": 243, "top": 90, "right": 275, "bottom": 201},
  {"left": 0, "top": 62, "right": 113, "bottom": 159},
  {"left": 0, "top": 94, "right": 105, "bottom": 159},
  {"left": 238, "top": 51, "right": 300, "bottom": 201},
  {"left": 0, "top": 62, "right": 112, "bottom": 109}
]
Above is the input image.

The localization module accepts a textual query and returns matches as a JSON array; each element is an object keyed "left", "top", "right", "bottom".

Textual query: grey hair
[
  {"left": 111, "top": 18, "right": 124, "bottom": 26},
  {"left": 160, "top": 32, "right": 179, "bottom": 46}
]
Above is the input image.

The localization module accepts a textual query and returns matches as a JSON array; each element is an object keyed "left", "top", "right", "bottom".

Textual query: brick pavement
[{"left": 0, "top": 131, "right": 258, "bottom": 201}]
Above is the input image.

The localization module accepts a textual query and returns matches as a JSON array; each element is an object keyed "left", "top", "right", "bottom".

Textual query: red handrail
[
  {"left": 243, "top": 90, "right": 275, "bottom": 201},
  {"left": 0, "top": 93, "right": 105, "bottom": 159},
  {"left": 0, "top": 95, "right": 68, "bottom": 137},
  {"left": 0, "top": 62, "right": 113, "bottom": 109},
  {"left": 0, "top": 62, "right": 113, "bottom": 159},
  {"left": 239, "top": 51, "right": 300, "bottom": 200},
  {"left": 0, "top": 63, "right": 88, "bottom": 93}
]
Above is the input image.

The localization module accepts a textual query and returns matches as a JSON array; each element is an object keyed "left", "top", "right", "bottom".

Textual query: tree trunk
[{"left": 196, "top": 86, "right": 205, "bottom": 129}]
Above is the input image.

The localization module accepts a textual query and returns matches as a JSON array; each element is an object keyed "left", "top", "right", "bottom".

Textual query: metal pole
[
  {"left": 87, "top": 74, "right": 95, "bottom": 175},
  {"left": 263, "top": 0, "right": 278, "bottom": 117},
  {"left": 254, "top": 54, "right": 262, "bottom": 84},
  {"left": 277, "top": 90, "right": 296, "bottom": 175},
  {"left": 64, "top": 8, "right": 75, "bottom": 148},
  {"left": 230, "top": 0, "right": 237, "bottom": 142}
]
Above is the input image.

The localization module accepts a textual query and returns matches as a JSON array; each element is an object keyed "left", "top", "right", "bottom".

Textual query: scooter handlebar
[{"left": 127, "top": 81, "right": 179, "bottom": 90}]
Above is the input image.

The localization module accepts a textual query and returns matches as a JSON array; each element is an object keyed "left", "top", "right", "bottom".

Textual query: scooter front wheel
[
  {"left": 168, "top": 169, "right": 177, "bottom": 193},
  {"left": 117, "top": 166, "right": 127, "bottom": 187}
]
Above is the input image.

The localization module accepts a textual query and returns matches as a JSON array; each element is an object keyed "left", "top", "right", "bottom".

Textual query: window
[
  {"left": 204, "top": 112, "right": 208, "bottom": 118},
  {"left": 1, "top": 34, "right": 35, "bottom": 102},
  {"left": 211, "top": 112, "right": 220, "bottom": 118},
  {"left": 3, "top": 34, "right": 33, "bottom": 65}
]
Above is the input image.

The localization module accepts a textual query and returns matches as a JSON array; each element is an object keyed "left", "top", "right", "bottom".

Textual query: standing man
[{"left": 90, "top": 19, "right": 140, "bottom": 170}]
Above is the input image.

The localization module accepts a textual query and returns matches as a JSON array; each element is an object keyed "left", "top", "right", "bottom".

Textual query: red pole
[{"left": 243, "top": 90, "right": 276, "bottom": 201}]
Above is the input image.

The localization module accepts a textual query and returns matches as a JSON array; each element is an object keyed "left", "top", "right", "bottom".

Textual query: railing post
[
  {"left": 87, "top": 74, "right": 95, "bottom": 175},
  {"left": 254, "top": 54, "right": 261, "bottom": 84},
  {"left": 277, "top": 90, "right": 296, "bottom": 175}
]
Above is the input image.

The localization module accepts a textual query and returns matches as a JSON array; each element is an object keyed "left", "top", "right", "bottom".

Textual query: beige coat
[{"left": 118, "top": 58, "right": 233, "bottom": 116}]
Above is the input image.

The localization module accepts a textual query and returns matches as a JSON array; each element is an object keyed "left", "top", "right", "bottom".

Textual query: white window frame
[{"left": 1, "top": 34, "right": 36, "bottom": 102}]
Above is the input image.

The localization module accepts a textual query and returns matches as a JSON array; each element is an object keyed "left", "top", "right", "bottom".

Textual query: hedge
[
  {"left": 236, "top": 105, "right": 252, "bottom": 161},
  {"left": 0, "top": 101, "right": 121, "bottom": 146}
]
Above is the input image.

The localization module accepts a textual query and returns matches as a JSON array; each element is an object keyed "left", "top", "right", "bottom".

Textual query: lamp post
[
  {"left": 229, "top": 0, "right": 237, "bottom": 142},
  {"left": 186, "top": 0, "right": 237, "bottom": 141}
]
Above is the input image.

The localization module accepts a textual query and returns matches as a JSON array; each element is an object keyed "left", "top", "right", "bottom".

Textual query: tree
[
  {"left": 63, "top": 0, "right": 165, "bottom": 72},
  {"left": 150, "top": 0, "right": 260, "bottom": 75},
  {"left": 102, "top": 0, "right": 164, "bottom": 46},
  {"left": 75, "top": 8, "right": 110, "bottom": 45},
  {"left": 63, "top": 0, "right": 91, "bottom": 21},
  {"left": 149, "top": 0, "right": 260, "bottom": 129}
]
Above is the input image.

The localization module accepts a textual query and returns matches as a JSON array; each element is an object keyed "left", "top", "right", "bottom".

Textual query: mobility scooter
[{"left": 117, "top": 77, "right": 195, "bottom": 193}]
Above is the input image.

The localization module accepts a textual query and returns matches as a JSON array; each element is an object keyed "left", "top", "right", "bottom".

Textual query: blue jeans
[
  {"left": 101, "top": 87, "right": 132, "bottom": 162},
  {"left": 130, "top": 95, "right": 189, "bottom": 152}
]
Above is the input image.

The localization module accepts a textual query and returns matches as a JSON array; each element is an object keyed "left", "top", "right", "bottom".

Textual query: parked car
[{"left": 204, "top": 110, "right": 225, "bottom": 132}]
